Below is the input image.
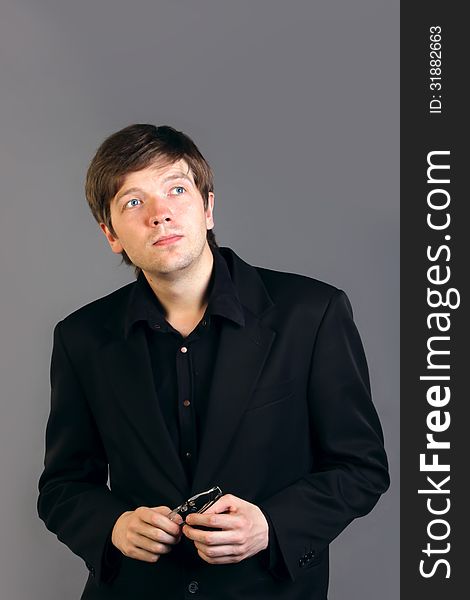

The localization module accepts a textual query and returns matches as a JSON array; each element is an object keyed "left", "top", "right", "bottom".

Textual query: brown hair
[{"left": 85, "top": 124, "right": 218, "bottom": 276}]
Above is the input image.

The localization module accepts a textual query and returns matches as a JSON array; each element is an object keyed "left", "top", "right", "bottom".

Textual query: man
[{"left": 38, "top": 124, "right": 389, "bottom": 599}]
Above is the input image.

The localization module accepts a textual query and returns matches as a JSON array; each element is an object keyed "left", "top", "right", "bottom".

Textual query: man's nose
[{"left": 148, "top": 194, "right": 173, "bottom": 226}]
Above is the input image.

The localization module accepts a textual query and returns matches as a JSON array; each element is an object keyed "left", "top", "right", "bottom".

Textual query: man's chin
[{"left": 140, "top": 256, "right": 195, "bottom": 277}]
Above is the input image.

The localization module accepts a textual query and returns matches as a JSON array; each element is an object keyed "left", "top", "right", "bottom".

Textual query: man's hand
[
  {"left": 111, "top": 506, "right": 183, "bottom": 563},
  {"left": 182, "top": 494, "right": 269, "bottom": 564}
]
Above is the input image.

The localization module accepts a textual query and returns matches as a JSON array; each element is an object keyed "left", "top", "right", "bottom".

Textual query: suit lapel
[
  {"left": 192, "top": 248, "right": 277, "bottom": 492},
  {"left": 192, "top": 313, "right": 276, "bottom": 492},
  {"left": 102, "top": 325, "right": 189, "bottom": 496}
]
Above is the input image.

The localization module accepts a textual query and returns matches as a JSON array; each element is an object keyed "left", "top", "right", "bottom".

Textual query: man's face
[{"left": 100, "top": 159, "right": 214, "bottom": 277}]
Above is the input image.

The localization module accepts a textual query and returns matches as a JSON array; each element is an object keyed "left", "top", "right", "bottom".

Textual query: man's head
[{"left": 85, "top": 124, "right": 218, "bottom": 277}]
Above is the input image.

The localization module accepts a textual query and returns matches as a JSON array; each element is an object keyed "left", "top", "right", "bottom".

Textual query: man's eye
[
  {"left": 125, "top": 198, "right": 141, "bottom": 208},
  {"left": 171, "top": 186, "right": 186, "bottom": 195}
]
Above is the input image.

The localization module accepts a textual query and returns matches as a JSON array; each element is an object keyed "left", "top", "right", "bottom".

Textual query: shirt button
[
  {"left": 201, "top": 319, "right": 207, "bottom": 327},
  {"left": 180, "top": 346, "right": 188, "bottom": 353},
  {"left": 185, "top": 452, "right": 191, "bottom": 458},
  {"left": 183, "top": 399, "right": 191, "bottom": 407},
  {"left": 152, "top": 323, "right": 161, "bottom": 329},
  {"left": 187, "top": 580, "right": 199, "bottom": 594}
]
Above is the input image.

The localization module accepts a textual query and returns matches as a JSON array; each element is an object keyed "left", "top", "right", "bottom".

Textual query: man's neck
[{"left": 142, "top": 245, "right": 214, "bottom": 320}]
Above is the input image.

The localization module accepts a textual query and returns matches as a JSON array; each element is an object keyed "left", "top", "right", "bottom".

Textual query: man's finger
[
  {"left": 182, "top": 524, "right": 243, "bottom": 546},
  {"left": 144, "top": 509, "right": 182, "bottom": 536},
  {"left": 135, "top": 523, "right": 182, "bottom": 545},
  {"left": 185, "top": 512, "right": 242, "bottom": 530},
  {"left": 196, "top": 545, "right": 242, "bottom": 564},
  {"left": 123, "top": 546, "right": 160, "bottom": 563},
  {"left": 132, "top": 535, "right": 175, "bottom": 555},
  {"left": 135, "top": 507, "right": 168, "bottom": 527}
]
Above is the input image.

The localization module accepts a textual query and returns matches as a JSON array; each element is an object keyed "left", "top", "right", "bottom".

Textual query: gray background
[{"left": 0, "top": 1, "right": 399, "bottom": 598}]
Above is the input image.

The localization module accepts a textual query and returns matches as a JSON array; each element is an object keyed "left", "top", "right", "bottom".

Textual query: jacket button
[
  {"left": 188, "top": 580, "right": 199, "bottom": 594},
  {"left": 299, "top": 558, "right": 306, "bottom": 568}
]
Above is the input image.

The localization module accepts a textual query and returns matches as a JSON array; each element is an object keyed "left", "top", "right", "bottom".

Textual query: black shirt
[{"left": 124, "top": 246, "right": 245, "bottom": 484}]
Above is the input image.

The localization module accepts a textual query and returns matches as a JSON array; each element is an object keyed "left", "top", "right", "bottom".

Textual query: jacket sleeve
[
  {"left": 37, "top": 321, "right": 130, "bottom": 584},
  {"left": 258, "top": 289, "right": 390, "bottom": 581}
]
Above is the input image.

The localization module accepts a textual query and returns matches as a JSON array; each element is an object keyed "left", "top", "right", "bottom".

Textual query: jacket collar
[
  {"left": 123, "top": 246, "right": 245, "bottom": 338},
  {"left": 104, "top": 246, "right": 274, "bottom": 338}
]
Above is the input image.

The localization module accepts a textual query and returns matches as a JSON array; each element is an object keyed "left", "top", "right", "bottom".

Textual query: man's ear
[
  {"left": 205, "top": 192, "right": 215, "bottom": 230},
  {"left": 99, "top": 223, "right": 124, "bottom": 254}
]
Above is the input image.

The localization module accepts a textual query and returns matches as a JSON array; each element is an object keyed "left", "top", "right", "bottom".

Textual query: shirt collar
[{"left": 124, "top": 246, "right": 245, "bottom": 337}]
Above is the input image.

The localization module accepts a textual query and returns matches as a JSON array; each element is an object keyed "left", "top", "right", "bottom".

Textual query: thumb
[
  {"left": 203, "top": 493, "right": 240, "bottom": 515},
  {"left": 150, "top": 506, "right": 172, "bottom": 515}
]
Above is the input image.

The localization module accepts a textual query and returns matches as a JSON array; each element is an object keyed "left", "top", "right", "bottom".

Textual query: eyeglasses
[{"left": 167, "top": 486, "right": 223, "bottom": 524}]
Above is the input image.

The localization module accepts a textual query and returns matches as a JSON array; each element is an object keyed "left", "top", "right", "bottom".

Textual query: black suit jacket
[{"left": 38, "top": 247, "right": 389, "bottom": 600}]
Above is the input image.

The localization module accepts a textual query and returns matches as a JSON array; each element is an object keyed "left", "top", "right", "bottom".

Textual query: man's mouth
[{"left": 153, "top": 235, "right": 183, "bottom": 246}]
